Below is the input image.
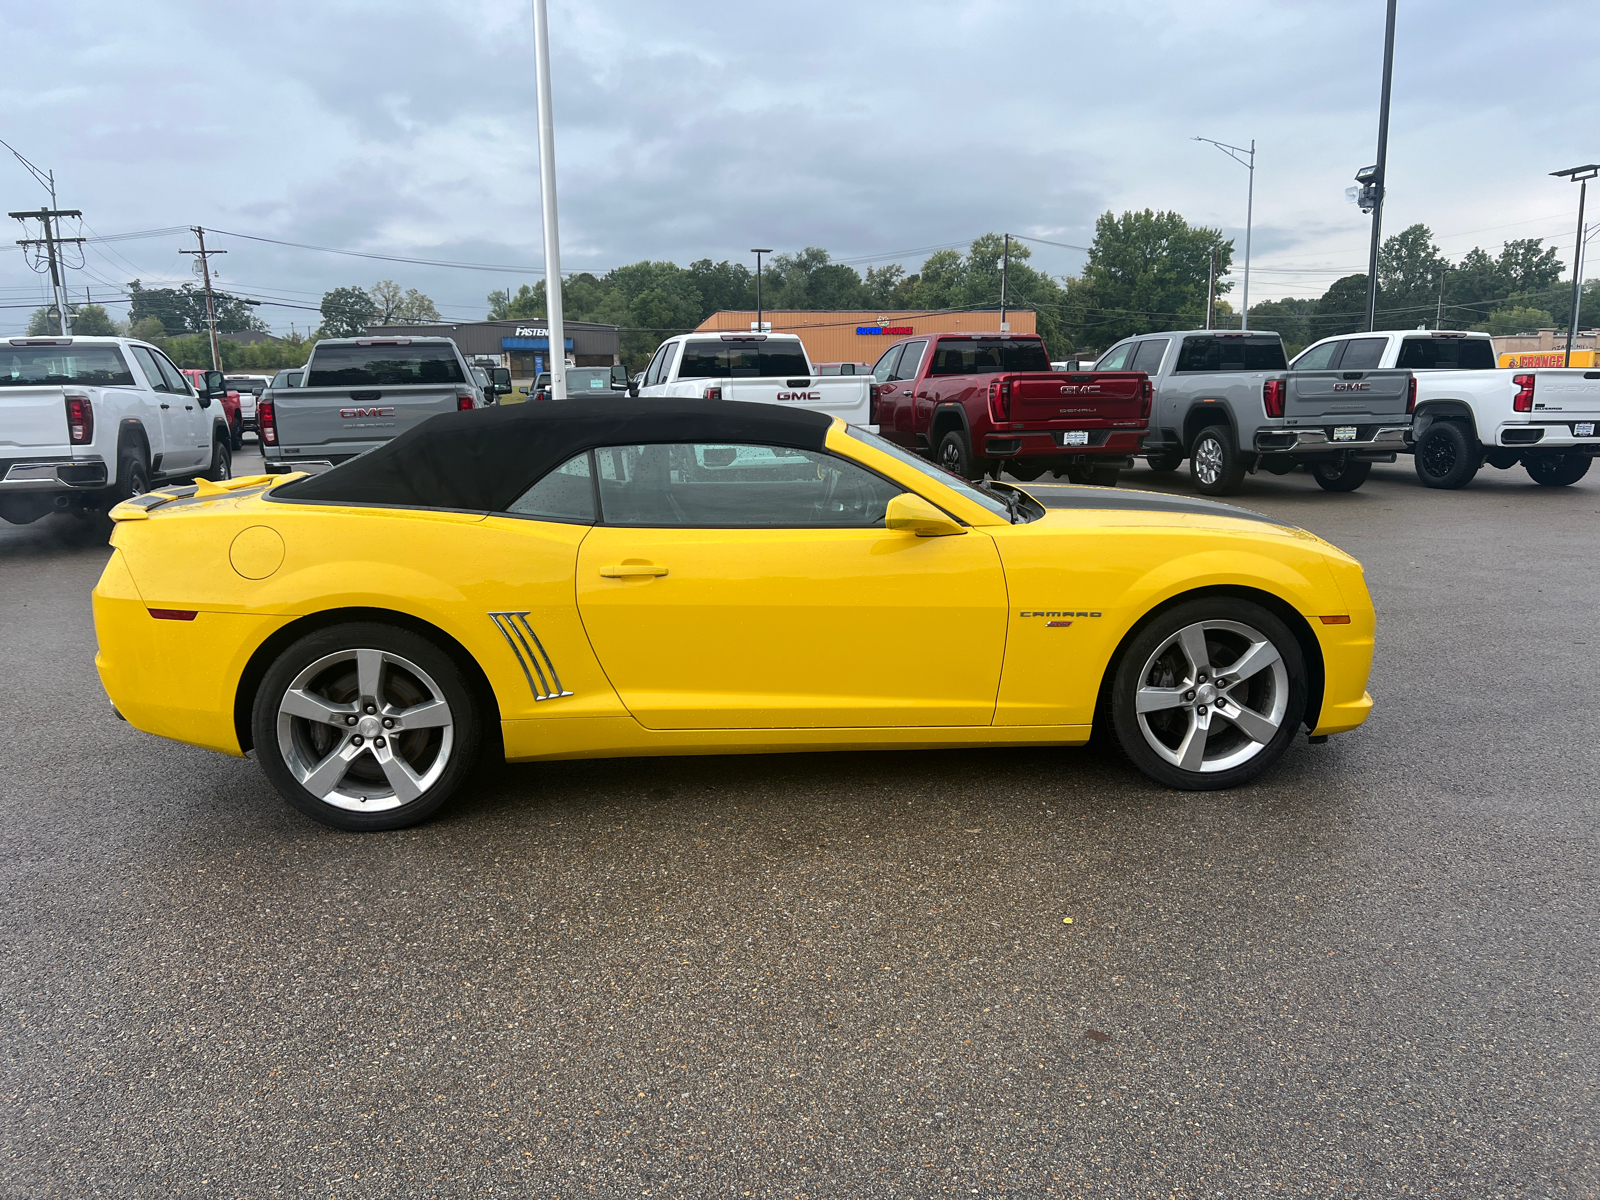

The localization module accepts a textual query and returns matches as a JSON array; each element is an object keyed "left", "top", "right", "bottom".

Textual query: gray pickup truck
[
  {"left": 261, "top": 336, "right": 480, "bottom": 474},
  {"left": 1101, "top": 329, "right": 1413, "bottom": 495}
]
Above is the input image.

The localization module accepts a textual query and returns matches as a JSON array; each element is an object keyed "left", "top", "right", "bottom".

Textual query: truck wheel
[
  {"left": 1189, "top": 426, "right": 1246, "bottom": 496},
  {"left": 251, "top": 622, "right": 482, "bottom": 832},
  {"left": 936, "top": 430, "right": 980, "bottom": 481},
  {"left": 1412, "top": 421, "right": 1479, "bottom": 489},
  {"left": 230, "top": 416, "right": 244, "bottom": 452},
  {"left": 1110, "top": 597, "right": 1307, "bottom": 791},
  {"left": 206, "top": 436, "right": 232, "bottom": 482},
  {"left": 1145, "top": 450, "right": 1183, "bottom": 473},
  {"left": 1310, "top": 459, "right": 1372, "bottom": 492},
  {"left": 112, "top": 452, "right": 150, "bottom": 504},
  {"left": 1524, "top": 454, "right": 1591, "bottom": 486}
]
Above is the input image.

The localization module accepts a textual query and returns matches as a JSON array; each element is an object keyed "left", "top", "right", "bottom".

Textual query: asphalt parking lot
[{"left": 3, "top": 449, "right": 1596, "bottom": 1198}]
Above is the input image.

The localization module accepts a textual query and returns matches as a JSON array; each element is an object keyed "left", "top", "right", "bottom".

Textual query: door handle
[
  {"left": 600, "top": 563, "right": 668, "bottom": 578},
  {"left": 159, "top": 403, "right": 170, "bottom": 409}
]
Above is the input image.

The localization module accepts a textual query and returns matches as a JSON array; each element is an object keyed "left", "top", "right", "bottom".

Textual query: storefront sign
[
  {"left": 855, "top": 326, "right": 915, "bottom": 336},
  {"left": 503, "top": 335, "right": 575, "bottom": 351},
  {"left": 1499, "top": 350, "right": 1595, "bottom": 368}
]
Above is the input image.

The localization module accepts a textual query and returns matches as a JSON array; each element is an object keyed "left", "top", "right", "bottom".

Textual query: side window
[
  {"left": 658, "top": 342, "right": 680, "bottom": 382},
  {"left": 153, "top": 351, "right": 193, "bottom": 395},
  {"left": 1130, "top": 338, "right": 1169, "bottom": 374},
  {"left": 505, "top": 452, "right": 595, "bottom": 523},
  {"left": 1338, "top": 338, "right": 1387, "bottom": 370},
  {"left": 1095, "top": 342, "right": 1134, "bottom": 371},
  {"left": 129, "top": 346, "right": 171, "bottom": 393},
  {"left": 594, "top": 443, "right": 903, "bottom": 528},
  {"left": 1292, "top": 341, "right": 1341, "bottom": 371},
  {"left": 642, "top": 344, "right": 670, "bottom": 388},
  {"left": 872, "top": 345, "right": 904, "bottom": 384},
  {"left": 1174, "top": 337, "right": 1221, "bottom": 373},
  {"left": 893, "top": 340, "right": 927, "bottom": 381}
]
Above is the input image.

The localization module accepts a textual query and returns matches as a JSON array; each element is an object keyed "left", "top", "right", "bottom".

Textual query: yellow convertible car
[{"left": 94, "top": 399, "right": 1374, "bottom": 831}]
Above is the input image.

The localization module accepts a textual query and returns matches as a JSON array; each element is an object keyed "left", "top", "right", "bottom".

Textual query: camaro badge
[{"left": 1021, "top": 609, "right": 1099, "bottom": 628}]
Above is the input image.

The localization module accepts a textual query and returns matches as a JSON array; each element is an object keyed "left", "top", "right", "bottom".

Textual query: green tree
[
  {"left": 763, "top": 248, "right": 866, "bottom": 310},
  {"left": 1311, "top": 274, "right": 1371, "bottom": 340},
  {"left": 129, "top": 316, "right": 167, "bottom": 342},
  {"left": 1071, "top": 210, "right": 1233, "bottom": 344},
  {"left": 863, "top": 263, "right": 917, "bottom": 309},
  {"left": 1376, "top": 224, "right": 1449, "bottom": 326},
  {"left": 25, "top": 306, "right": 63, "bottom": 335},
  {"left": 1495, "top": 238, "right": 1564, "bottom": 296},
  {"left": 70, "top": 304, "right": 118, "bottom": 336},
  {"left": 687, "top": 259, "right": 754, "bottom": 315},
  {"left": 319, "top": 286, "right": 379, "bottom": 337},
  {"left": 368, "top": 279, "right": 441, "bottom": 324},
  {"left": 1247, "top": 297, "right": 1318, "bottom": 354},
  {"left": 1477, "top": 305, "right": 1554, "bottom": 336}
]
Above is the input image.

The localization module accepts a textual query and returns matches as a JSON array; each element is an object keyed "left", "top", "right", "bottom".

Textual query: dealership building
[
  {"left": 365, "top": 318, "right": 621, "bottom": 381},
  {"left": 693, "top": 309, "right": 1036, "bottom": 367}
]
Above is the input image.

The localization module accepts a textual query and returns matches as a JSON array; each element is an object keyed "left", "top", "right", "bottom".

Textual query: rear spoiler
[{"left": 110, "top": 474, "right": 291, "bottom": 521}]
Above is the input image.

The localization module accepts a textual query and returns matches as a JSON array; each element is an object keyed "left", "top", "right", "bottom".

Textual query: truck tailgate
[
  {"left": 0, "top": 386, "right": 70, "bottom": 454},
  {"left": 274, "top": 386, "right": 464, "bottom": 452},
  {"left": 1532, "top": 370, "right": 1600, "bottom": 418},
  {"left": 1008, "top": 371, "right": 1145, "bottom": 423},
  {"left": 1286, "top": 369, "right": 1411, "bottom": 420},
  {"left": 720, "top": 378, "right": 873, "bottom": 425}
]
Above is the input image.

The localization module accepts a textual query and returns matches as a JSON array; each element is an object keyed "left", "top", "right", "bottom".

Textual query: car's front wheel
[
  {"left": 205, "top": 436, "right": 232, "bottom": 482},
  {"left": 1111, "top": 598, "right": 1307, "bottom": 790},
  {"left": 252, "top": 623, "right": 482, "bottom": 831}
]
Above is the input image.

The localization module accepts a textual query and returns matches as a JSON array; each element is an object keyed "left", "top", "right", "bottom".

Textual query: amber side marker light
[
  {"left": 148, "top": 609, "right": 199, "bottom": 621},
  {"left": 1318, "top": 615, "right": 1352, "bottom": 625}
]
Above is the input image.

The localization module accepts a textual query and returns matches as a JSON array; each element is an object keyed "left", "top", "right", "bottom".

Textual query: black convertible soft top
[{"left": 271, "top": 398, "right": 833, "bottom": 512}]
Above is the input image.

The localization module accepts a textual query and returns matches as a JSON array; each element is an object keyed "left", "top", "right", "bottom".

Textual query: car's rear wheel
[
  {"left": 229, "top": 416, "right": 244, "bottom": 452},
  {"left": 1310, "top": 458, "right": 1371, "bottom": 492},
  {"left": 936, "top": 430, "right": 980, "bottom": 481},
  {"left": 1189, "top": 426, "right": 1246, "bottom": 495},
  {"left": 252, "top": 623, "right": 482, "bottom": 831},
  {"left": 1524, "top": 454, "right": 1591, "bottom": 486},
  {"left": 1111, "top": 598, "right": 1307, "bottom": 791},
  {"left": 1412, "top": 421, "right": 1479, "bottom": 489}
]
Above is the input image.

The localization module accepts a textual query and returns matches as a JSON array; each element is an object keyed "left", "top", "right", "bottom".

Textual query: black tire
[
  {"left": 1310, "top": 458, "right": 1372, "bottom": 492},
  {"left": 251, "top": 622, "right": 483, "bottom": 832},
  {"left": 1524, "top": 454, "right": 1591, "bottom": 487},
  {"left": 1110, "top": 597, "right": 1307, "bottom": 791},
  {"left": 1412, "top": 421, "right": 1479, "bottom": 489},
  {"left": 205, "top": 436, "right": 232, "bottom": 483},
  {"left": 1189, "top": 425, "right": 1247, "bottom": 496},
  {"left": 936, "top": 430, "right": 980, "bottom": 481},
  {"left": 111, "top": 451, "right": 150, "bottom": 505},
  {"left": 1145, "top": 449, "right": 1184, "bottom": 473},
  {"left": 230, "top": 416, "right": 244, "bottom": 452}
]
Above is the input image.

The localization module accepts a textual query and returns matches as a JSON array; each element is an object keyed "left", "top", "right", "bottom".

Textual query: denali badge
[
  {"left": 1331, "top": 382, "right": 1371, "bottom": 392},
  {"left": 340, "top": 406, "right": 396, "bottom": 418}
]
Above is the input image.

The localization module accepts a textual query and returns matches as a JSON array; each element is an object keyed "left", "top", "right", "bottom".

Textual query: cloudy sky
[{"left": 2, "top": 0, "right": 1595, "bottom": 334}]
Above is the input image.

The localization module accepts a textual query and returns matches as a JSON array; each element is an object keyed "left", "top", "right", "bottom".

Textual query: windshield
[
  {"left": 225, "top": 376, "right": 266, "bottom": 392},
  {"left": 844, "top": 425, "right": 1014, "bottom": 521},
  {"left": 677, "top": 339, "right": 811, "bottom": 378},
  {"left": 565, "top": 368, "right": 614, "bottom": 392},
  {"left": 307, "top": 343, "right": 466, "bottom": 387},
  {"left": 928, "top": 338, "right": 1051, "bottom": 376},
  {"left": 1396, "top": 337, "right": 1496, "bottom": 370},
  {"left": 0, "top": 345, "right": 135, "bottom": 388}
]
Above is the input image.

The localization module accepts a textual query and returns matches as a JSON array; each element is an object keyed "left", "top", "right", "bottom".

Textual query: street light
[
  {"left": 1552, "top": 163, "right": 1599, "bottom": 366},
  {"left": 750, "top": 249, "right": 772, "bottom": 333},
  {"left": 532, "top": 0, "right": 566, "bottom": 400},
  {"left": 1195, "top": 136, "right": 1255, "bottom": 330},
  {"left": 1361, "top": 0, "right": 1398, "bottom": 333}
]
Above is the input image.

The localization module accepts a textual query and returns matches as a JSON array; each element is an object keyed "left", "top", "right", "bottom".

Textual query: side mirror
[
  {"left": 610, "top": 364, "right": 630, "bottom": 389},
  {"left": 197, "top": 393, "right": 212, "bottom": 409},
  {"left": 491, "top": 367, "right": 512, "bottom": 393},
  {"left": 885, "top": 493, "right": 964, "bottom": 537},
  {"left": 202, "top": 369, "right": 225, "bottom": 394}
]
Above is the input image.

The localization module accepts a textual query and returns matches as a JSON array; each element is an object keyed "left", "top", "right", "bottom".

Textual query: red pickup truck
[
  {"left": 869, "top": 332, "right": 1149, "bottom": 484},
  {"left": 179, "top": 370, "right": 243, "bottom": 451}
]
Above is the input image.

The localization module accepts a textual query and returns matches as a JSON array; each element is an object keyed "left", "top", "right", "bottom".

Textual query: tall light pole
[
  {"left": 532, "top": 0, "right": 566, "bottom": 400},
  {"left": 1552, "top": 164, "right": 1599, "bottom": 367},
  {"left": 1362, "top": 0, "right": 1398, "bottom": 332},
  {"left": 750, "top": 249, "right": 772, "bottom": 332},
  {"left": 1195, "top": 136, "right": 1255, "bottom": 330}
]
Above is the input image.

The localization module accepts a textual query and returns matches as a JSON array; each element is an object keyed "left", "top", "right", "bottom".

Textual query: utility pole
[
  {"left": 532, "top": 0, "right": 567, "bottom": 400},
  {"left": 1000, "top": 234, "right": 1010, "bottom": 330},
  {"left": 1194, "top": 136, "right": 1255, "bottom": 330},
  {"left": 751, "top": 249, "right": 772, "bottom": 332},
  {"left": 1435, "top": 268, "right": 1447, "bottom": 330},
  {"left": 1551, "top": 164, "right": 1598, "bottom": 366},
  {"left": 1205, "top": 247, "right": 1217, "bottom": 330},
  {"left": 181, "top": 227, "right": 226, "bottom": 371},
  {"left": 10, "top": 206, "right": 84, "bottom": 336},
  {"left": 1364, "top": 0, "right": 1398, "bottom": 332}
]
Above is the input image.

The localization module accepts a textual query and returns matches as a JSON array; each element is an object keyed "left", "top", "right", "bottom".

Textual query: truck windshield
[
  {"left": 565, "top": 368, "right": 614, "bottom": 391},
  {"left": 1175, "top": 336, "right": 1288, "bottom": 373},
  {"left": 677, "top": 340, "right": 811, "bottom": 378},
  {"left": 1395, "top": 337, "right": 1496, "bottom": 370},
  {"left": 225, "top": 376, "right": 265, "bottom": 392},
  {"left": 928, "top": 339, "right": 1051, "bottom": 375},
  {"left": 0, "top": 345, "right": 135, "bottom": 387},
  {"left": 307, "top": 343, "right": 466, "bottom": 386}
]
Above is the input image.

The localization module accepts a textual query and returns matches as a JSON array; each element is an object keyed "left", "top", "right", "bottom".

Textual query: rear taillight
[
  {"left": 259, "top": 398, "right": 277, "bottom": 446},
  {"left": 64, "top": 393, "right": 93, "bottom": 445},
  {"left": 457, "top": 393, "right": 475, "bottom": 411},
  {"left": 1141, "top": 379, "right": 1153, "bottom": 419},
  {"left": 868, "top": 382, "right": 880, "bottom": 424},
  {"left": 987, "top": 380, "right": 1011, "bottom": 423},
  {"left": 702, "top": 386, "right": 723, "bottom": 401},
  {"left": 1262, "top": 379, "right": 1286, "bottom": 419},
  {"left": 1407, "top": 377, "right": 1417, "bottom": 414},
  {"left": 1513, "top": 373, "right": 1535, "bottom": 413}
]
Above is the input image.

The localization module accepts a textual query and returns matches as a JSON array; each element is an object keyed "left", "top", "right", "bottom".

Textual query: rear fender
[
  {"left": 1182, "top": 404, "right": 1237, "bottom": 450},
  {"left": 1412, "top": 400, "right": 1478, "bottom": 442}
]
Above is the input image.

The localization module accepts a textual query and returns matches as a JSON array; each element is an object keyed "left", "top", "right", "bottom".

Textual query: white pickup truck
[
  {"left": 0, "top": 336, "right": 233, "bottom": 525},
  {"left": 1292, "top": 329, "right": 1600, "bottom": 488},
  {"left": 635, "top": 332, "right": 878, "bottom": 429}
]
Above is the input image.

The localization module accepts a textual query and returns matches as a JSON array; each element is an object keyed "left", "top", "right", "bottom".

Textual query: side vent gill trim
[{"left": 488, "top": 612, "right": 574, "bottom": 701}]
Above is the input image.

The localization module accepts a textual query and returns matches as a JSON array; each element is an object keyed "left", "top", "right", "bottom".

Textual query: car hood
[{"left": 1025, "top": 485, "right": 1289, "bottom": 528}]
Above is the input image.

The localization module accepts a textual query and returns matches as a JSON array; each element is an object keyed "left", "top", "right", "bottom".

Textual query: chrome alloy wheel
[
  {"left": 276, "top": 648, "right": 455, "bottom": 812},
  {"left": 1193, "top": 435, "right": 1224, "bottom": 486},
  {"left": 1132, "top": 619, "right": 1288, "bottom": 774},
  {"left": 939, "top": 439, "right": 963, "bottom": 473}
]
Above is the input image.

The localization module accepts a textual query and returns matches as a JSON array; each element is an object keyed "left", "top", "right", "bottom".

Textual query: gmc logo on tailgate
[
  {"left": 777, "top": 391, "right": 821, "bottom": 402},
  {"left": 340, "top": 407, "right": 396, "bottom": 418},
  {"left": 1332, "top": 383, "right": 1371, "bottom": 392}
]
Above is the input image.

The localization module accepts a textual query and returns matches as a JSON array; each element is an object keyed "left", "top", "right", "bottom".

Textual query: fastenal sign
[{"left": 856, "top": 326, "right": 915, "bottom": 336}]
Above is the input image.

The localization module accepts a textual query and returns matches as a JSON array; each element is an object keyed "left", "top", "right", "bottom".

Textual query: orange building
[{"left": 695, "top": 309, "right": 1036, "bottom": 370}]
